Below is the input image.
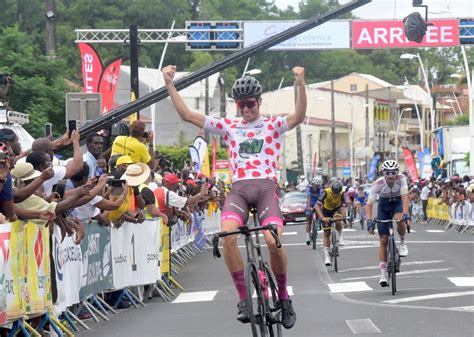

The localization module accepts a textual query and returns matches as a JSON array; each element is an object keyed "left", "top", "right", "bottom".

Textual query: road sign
[{"left": 65, "top": 93, "right": 101, "bottom": 127}]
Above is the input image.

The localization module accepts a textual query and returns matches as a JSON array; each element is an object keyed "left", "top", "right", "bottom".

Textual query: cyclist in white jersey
[
  {"left": 365, "top": 159, "right": 411, "bottom": 287},
  {"left": 162, "top": 65, "right": 306, "bottom": 329}
]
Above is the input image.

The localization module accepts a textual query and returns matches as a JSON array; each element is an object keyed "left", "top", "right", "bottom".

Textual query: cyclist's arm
[
  {"left": 365, "top": 186, "right": 378, "bottom": 220},
  {"left": 162, "top": 65, "right": 205, "bottom": 128},
  {"left": 315, "top": 191, "right": 326, "bottom": 219},
  {"left": 400, "top": 175, "right": 410, "bottom": 215}
]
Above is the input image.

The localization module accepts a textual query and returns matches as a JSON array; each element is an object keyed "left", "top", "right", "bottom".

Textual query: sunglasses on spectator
[
  {"left": 236, "top": 100, "right": 258, "bottom": 109},
  {"left": 384, "top": 171, "right": 398, "bottom": 176}
]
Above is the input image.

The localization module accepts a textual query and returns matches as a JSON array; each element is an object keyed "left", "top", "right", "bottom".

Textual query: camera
[
  {"left": 158, "top": 155, "right": 171, "bottom": 169},
  {"left": 0, "top": 74, "right": 13, "bottom": 86},
  {"left": 53, "top": 180, "right": 67, "bottom": 199},
  {"left": 106, "top": 177, "right": 126, "bottom": 187},
  {"left": 143, "top": 131, "right": 148, "bottom": 139}
]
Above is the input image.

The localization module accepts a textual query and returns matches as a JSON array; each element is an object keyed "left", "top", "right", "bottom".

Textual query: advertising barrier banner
[
  {"left": 52, "top": 226, "right": 83, "bottom": 312},
  {"left": 426, "top": 198, "right": 450, "bottom": 221},
  {"left": 160, "top": 224, "right": 170, "bottom": 275},
  {"left": 79, "top": 223, "right": 113, "bottom": 300},
  {"left": 110, "top": 220, "right": 161, "bottom": 289},
  {"left": 23, "top": 222, "right": 52, "bottom": 315}
]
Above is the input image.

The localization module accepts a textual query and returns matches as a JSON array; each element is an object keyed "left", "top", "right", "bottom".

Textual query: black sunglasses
[{"left": 384, "top": 171, "right": 398, "bottom": 176}]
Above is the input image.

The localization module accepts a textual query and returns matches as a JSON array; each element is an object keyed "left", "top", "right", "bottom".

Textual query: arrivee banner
[{"left": 352, "top": 20, "right": 459, "bottom": 49}]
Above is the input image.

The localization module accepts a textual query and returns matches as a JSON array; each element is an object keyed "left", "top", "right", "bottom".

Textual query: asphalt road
[{"left": 79, "top": 220, "right": 474, "bottom": 337}]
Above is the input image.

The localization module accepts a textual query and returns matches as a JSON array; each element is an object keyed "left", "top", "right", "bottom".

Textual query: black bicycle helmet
[
  {"left": 331, "top": 180, "right": 343, "bottom": 195},
  {"left": 232, "top": 76, "right": 262, "bottom": 100}
]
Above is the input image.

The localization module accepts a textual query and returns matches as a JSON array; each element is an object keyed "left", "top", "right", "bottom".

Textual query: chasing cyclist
[
  {"left": 162, "top": 65, "right": 306, "bottom": 329},
  {"left": 354, "top": 185, "right": 368, "bottom": 224},
  {"left": 305, "top": 176, "right": 323, "bottom": 245},
  {"left": 365, "top": 159, "right": 410, "bottom": 287},
  {"left": 315, "top": 180, "right": 347, "bottom": 266}
]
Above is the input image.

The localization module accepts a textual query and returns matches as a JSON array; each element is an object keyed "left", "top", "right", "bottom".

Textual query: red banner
[
  {"left": 312, "top": 152, "right": 318, "bottom": 177},
  {"left": 78, "top": 43, "right": 103, "bottom": 93},
  {"left": 98, "top": 57, "right": 122, "bottom": 114},
  {"left": 352, "top": 20, "right": 459, "bottom": 49},
  {"left": 402, "top": 147, "right": 419, "bottom": 182},
  {"left": 211, "top": 137, "right": 217, "bottom": 177}
]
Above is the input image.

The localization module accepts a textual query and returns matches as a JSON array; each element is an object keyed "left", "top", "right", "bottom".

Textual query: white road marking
[
  {"left": 346, "top": 319, "right": 381, "bottom": 334},
  {"left": 338, "top": 260, "right": 444, "bottom": 273},
  {"left": 328, "top": 281, "right": 373, "bottom": 293},
  {"left": 383, "top": 291, "right": 474, "bottom": 304},
  {"left": 448, "top": 306, "right": 474, "bottom": 312},
  {"left": 172, "top": 291, "right": 218, "bottom": 304},
  {"left": 426, "top": 229, "right": 445, "bottom": 233},
  {"left": 343, "top": 228, "right": 357, "bottom": 232},
  {"left": 448, "top": 277, "right": 474, "bottom": 287},
  {"left": 341, "top": 268, "right": 453, "bottom": 281},
  {"left": 252, "top": 286, "right": 293, "bottom": 298}
]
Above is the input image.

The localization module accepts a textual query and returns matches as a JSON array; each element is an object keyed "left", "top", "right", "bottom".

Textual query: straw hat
[
  {"left": 121, "top": 163, "right": 150, "bottom": 186},
  {"left": 11, "top": 162, "right": 41, "bottom": 181}
]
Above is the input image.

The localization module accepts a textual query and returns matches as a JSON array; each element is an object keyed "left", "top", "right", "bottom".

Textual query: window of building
[{"left": 350, "top": 84, "right": 357, "bottom": 92}]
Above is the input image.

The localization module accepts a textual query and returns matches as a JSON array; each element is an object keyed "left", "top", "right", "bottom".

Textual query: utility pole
[
  {"left": 331, "top": 80, "right": 337, "bottom": 177},
  {"left": 45, "top": 0, "right": 56, "bottom": 58},
  {"left": 365, "top": 84, "right": 369, "bottom": 177},
  {"left": 205, "top": 76, "right": 210, "bottom": 143},
  {"left": 295, "top": 82, "right": 304, "bottom": 176},
  {"left": 130, "top": 25, "right": 140, "bottom": 119}
]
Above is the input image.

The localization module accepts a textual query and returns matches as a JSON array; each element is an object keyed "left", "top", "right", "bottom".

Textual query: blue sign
[{"left": 342, "top": 167, "right": 351, "bottom": 177}]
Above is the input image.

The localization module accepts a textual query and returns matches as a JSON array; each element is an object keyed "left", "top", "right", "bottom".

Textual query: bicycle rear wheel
[
  {"left": 331, "top": 229, "right": 338, "bottom": 273},
  {"left": 311, "top": 217, "right": 318, "bottom": 250},
  {"left": 246, "top": 263, "right": 268, "bottom": 336},
  {"left": 263, "top": 263, "right": 282, "bottom": 337},
  {"left": 389, "top": 237, "right": 397, "bottom": 295}
]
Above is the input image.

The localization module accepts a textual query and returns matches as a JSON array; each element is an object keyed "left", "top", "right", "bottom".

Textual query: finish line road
[{"left": 80, "top": 221, "right": 473, "bottom": 337}]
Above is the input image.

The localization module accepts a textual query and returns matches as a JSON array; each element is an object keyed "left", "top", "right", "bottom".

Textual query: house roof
[{"left": 350, "top": 73, "right": 394, "bottom": 88}]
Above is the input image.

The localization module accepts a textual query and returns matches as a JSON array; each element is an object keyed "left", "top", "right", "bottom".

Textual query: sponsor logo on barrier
[
  {"left": 0, "top": 232, "right": 11, "bottom": 263},
  {"left": 54, "top": 236, "right": 82, "bottom": 282},
  {"left": 34, "top": 230, "right": 43, "bottom": 269}
]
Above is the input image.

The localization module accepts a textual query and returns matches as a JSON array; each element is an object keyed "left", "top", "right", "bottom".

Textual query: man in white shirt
[
  {"left": 420, "top": 182, "right": 433, "bottom": 221},
  {"left": 297, "top": 175, "right": 308, "bottom": 192}
]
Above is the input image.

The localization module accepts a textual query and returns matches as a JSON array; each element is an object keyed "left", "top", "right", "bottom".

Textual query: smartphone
[
  {"left": 45, "top": 123, "right": 52, "bottom": 137},
  {"left": 68, "top": 120, "right": 77, "bottom": 138}
]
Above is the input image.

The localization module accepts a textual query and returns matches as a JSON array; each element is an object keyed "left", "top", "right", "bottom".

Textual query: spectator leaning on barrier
[
  {"left": 111, "top": 119, "right": 155, "bottom": 169},
  {"left": 0, "top": 142, "right": 16, "bottom": 221},
  {"left": 83, "top": 133, "right": 104, "bottom": 178}
]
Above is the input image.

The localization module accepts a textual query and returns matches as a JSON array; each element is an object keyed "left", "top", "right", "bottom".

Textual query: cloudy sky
[{"left": 273, "top": 0, "right": 473, "bottom": 19}]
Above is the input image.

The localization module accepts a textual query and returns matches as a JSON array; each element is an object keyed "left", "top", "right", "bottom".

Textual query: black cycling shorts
[
  {"left": 221, "top": 179, "right": 283, "bottom": 228},
  {"left": 321, "top": 208, "right": 342, "bottom": 231},
  {"left": 377, "top": 200, "right": 403, "bottom": 236}
]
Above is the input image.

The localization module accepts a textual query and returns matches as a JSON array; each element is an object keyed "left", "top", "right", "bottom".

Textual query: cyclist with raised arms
[
  {"left": 305, "top": 176, "right": 323, "bottom": 245},
  {"left": 315, "top": 180, "right": 347, "bottom": 266},
  {"left": 162, "top": 65, "right": 306, "bottom": 329},
  {"left": 365, "top": 159, "right": 410, "bottom": 287}
]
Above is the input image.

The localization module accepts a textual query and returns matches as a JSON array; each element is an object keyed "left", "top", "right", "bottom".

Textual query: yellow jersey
[
  {"left": 111, "top": 136, "right": 151, "bottom": 164},
  {"left": 317, "top": 187, "right": 345, "bottom": 211}
]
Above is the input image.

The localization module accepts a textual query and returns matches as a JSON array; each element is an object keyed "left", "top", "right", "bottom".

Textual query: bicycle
[
  {"left": 212, "top": 207, "right": 283, "bottom": 337},
  {"left": 347, "top": 204, "right": 355, "bottom": 228},
  {"left": 309, "top": 211, "right": 318, "bottom": 250},
  {"left": 357, "top": 205, "right": 365, "bottom": 230},
  {"left": 373, "top": 219, "right": 408, "bottom": 295},
  {"left": 322, "top": 216, "right": 347, "bottom": 273}
]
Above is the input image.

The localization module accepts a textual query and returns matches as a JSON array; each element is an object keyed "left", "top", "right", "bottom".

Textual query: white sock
[
  {"left": 324, "top": 247, "right": 330, "bottom": 256},
  {"left": 400, "top": 236, "right": 405, "bottom": 244}
]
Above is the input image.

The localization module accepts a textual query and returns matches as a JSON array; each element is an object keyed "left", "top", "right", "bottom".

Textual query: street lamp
[
  {"left": 244, "top": 69, "right": 262, "bottom": 76},
  {"left": 400, "top": 53, "right": 434, "bottom": 137},
  {"left": 304, "top": 96, "right": 325, "bottom": 178},
  {"left": 395, "top": 108, "right": 412, "bottom": 162}
]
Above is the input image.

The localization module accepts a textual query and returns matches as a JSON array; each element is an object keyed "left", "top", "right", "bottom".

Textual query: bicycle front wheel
[
  {"left": 389, "top": 237, "right": 397, "bottom": 295},
  {"left": 263, "top": 263, "right": 282, "bottom": 337},
  {"left": 311, "top": 218, "right": 318, "bottom": 250},
  {"left": 246, "top": 263, "right": 268, "bottom": 337},
  {"left": 331, "top": 229, "right": 338, "bottom": 273}
]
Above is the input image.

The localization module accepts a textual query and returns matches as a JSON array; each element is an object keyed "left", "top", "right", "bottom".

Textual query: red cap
[
  {"left": 197, "top": 173, "right": 205, "bottom": 179},
  {"left": 163, "top": 173, "right": 180, "bottom": 185},
  {"left": 186, "top": 179, "right": 198, "bottom": 187}
]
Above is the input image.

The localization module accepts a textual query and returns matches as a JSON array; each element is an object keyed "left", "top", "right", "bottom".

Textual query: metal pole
[
  {"left": 365, "top": 84, "right": 369, "bottom": 177},
  {"left": 205, "top": 76, "right": 210, "bottom": 143},
  {"left": 350, "top": 103, "right": 354, "bottom": 179},
  {"left": 45, "top": 0, "right": 56, "bottom": 58},
  {"left": 460, "top": 46, "right": 473, "bottom": 176},
  {"left": 130, "top": 24, "right": 140, "bottom": 119},
  {"left": 331, "top": 80, "right": 337, "bottom": 177},
  {"left": 416, "top": 53, "right": 433, "bottom": 145},
  {"left": 295, "top": 82, "right": 304, "bottom": 176}
]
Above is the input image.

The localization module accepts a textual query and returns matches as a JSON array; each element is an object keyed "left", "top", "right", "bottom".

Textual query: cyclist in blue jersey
[
  {"left": 354, "top": 186, "right": 368, "bottom": 221},
  {"left": 305, "top": 176, "right": 323, "bottom": 245}
]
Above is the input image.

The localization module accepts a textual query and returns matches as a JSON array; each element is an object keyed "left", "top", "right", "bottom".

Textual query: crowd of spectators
[{"left": 0, "top": 119, "right": 228, "bottom": 320}]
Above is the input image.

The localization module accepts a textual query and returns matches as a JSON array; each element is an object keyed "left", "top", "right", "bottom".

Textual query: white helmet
[
  {"left": 348, "top": 187, "right": 355, "bottom": 193},
  {"left": 381, "top": 159, "right": 399, "bottom": 172},
  {"left": 312, "top": 176, "right": 322, "bottom": 184}
]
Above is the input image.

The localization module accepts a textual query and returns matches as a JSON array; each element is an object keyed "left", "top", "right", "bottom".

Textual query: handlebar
[{"left": 212, "top": 224, "right": 282, "bottom": 259}]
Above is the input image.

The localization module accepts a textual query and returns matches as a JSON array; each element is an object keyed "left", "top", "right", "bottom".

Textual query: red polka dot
[
  {"left": 247, "top": 132, "right": 255, "bottom": 138},
  {"left": 277, "top": 121, "right": 282, "bottom": 127},
  {"left": 224, "top": 135, "right": 229, "bottom": 141},
  {"left": 216, "top": 123, "right": 223, "bottom": 129},
  {"left": 267, "top": 124, "right": 275, "bottom": 131},
  {"left": 265, "top": 148, "right": 274, "bottom": 155},
  {"left": 233, "top": 152, "right": 237, "bottom": 159},
  {"left": 238, "top": 168, "right": 246, "bottom": 178},
  {"left": 271, "top": 118, "right": 276, "bottom": 123},
  {"left": 272, "top": 161, "right": 276, "bottom": 168},
  {"left": 265, "top": 136, "right": 273, "bottom": 144},
  {"left": 230, "top": 124, "right": 236, "bottom": 129},
  {"left": 275, "top": 143, "right": 281, "bottom": 149},
  {"left": 253, "top": 160, "right": 261, "bottom": 165},
  {"left": 265, "top": 159, "right": 270, "bottom": 165},
  {"left": 265, "top": 168, "right": 272, "bottom": 175},
  {"left": 230, "top": 140, "right": 236, "bottom": 147},
  {"left": 276, "top": 155, "right": 280, "bottom": 161},
  {"left": 273, "top": 131, "right": 279, "bottom": 139},
  {"left": 252, "top": 171, "right": 261, "bottom": 177},
  {"left": 224, "top": 119, "right": 232, "bottom": 124}
]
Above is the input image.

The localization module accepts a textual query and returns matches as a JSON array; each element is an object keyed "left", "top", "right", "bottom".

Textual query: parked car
[{"left": 280, "top": 191, "right": 307, "bottom": 225}]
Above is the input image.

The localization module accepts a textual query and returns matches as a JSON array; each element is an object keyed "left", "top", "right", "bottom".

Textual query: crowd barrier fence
[{"left": 426, "top": 198, "right": 473, "bottom": 234}]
